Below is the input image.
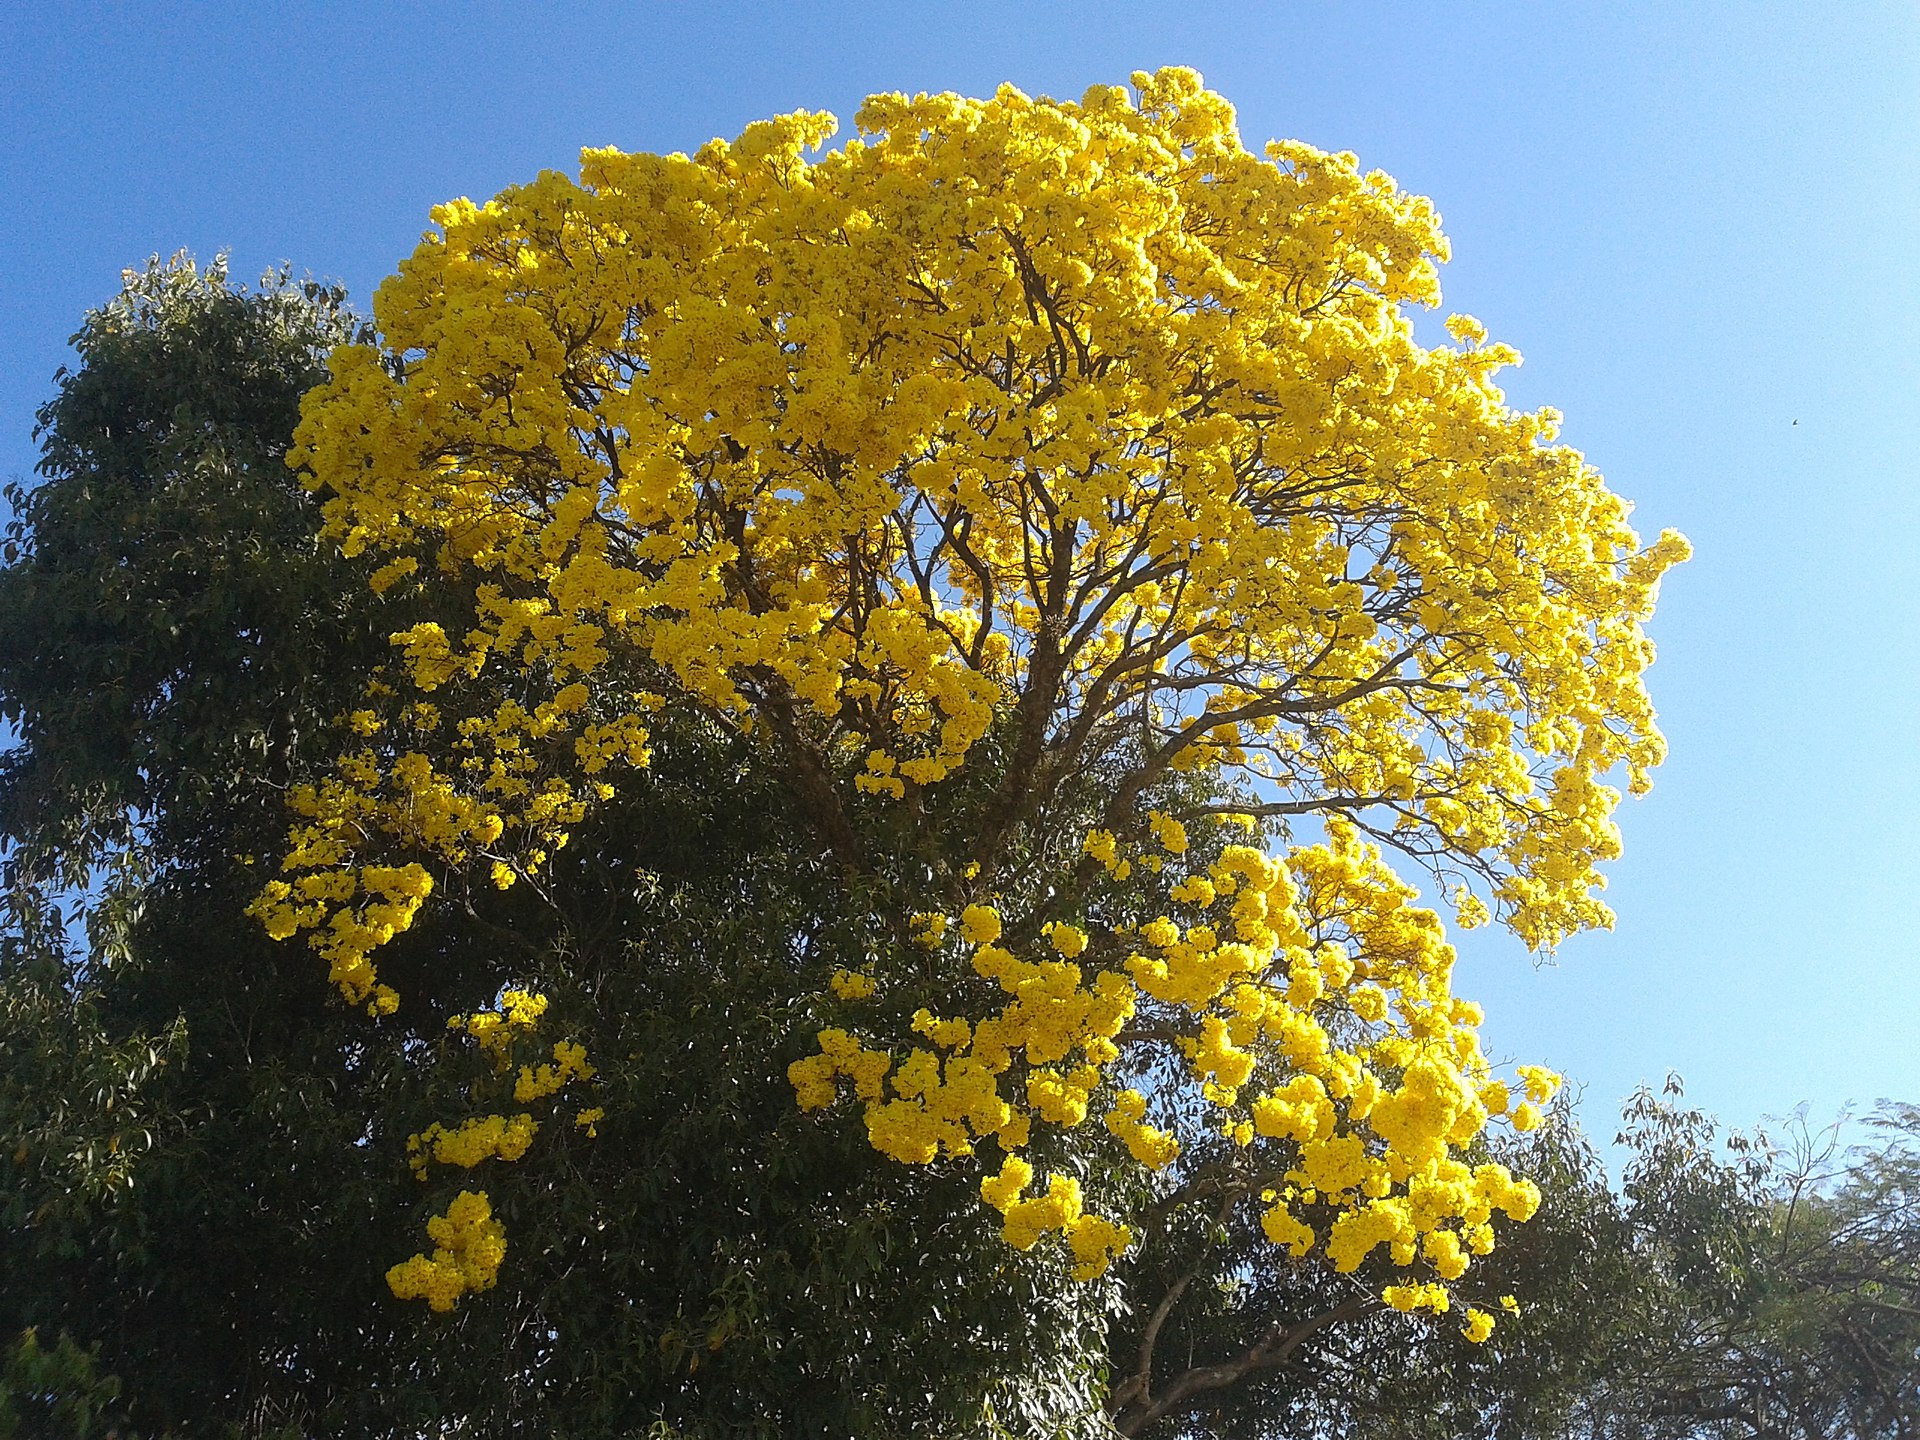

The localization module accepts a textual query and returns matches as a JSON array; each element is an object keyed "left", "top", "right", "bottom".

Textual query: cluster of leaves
[
  {"left": 0, "top": 255, "right": 426, "bottom": 1436},
  {"left": 1551, "top": 1086, "right": 1920, "bottom": 1440},
  {"left": 1115, "top": 1083, "right": 1920, "bottom": 1440},
  {"left": 0, "top": 254, "right": 379, "bottom": 896},
  {"left": 0, "top": 1328, "right": 132, "bottom": 1440}
]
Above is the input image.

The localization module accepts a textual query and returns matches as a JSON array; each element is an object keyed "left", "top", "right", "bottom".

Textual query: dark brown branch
[{"left": 1110, "top": 1294, "right": 1373, "bottom": 1436}]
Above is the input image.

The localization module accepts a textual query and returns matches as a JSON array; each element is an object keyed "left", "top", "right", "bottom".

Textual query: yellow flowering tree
[{"left": 257, "top": 69, "right": 1684, "bottom": 1432}]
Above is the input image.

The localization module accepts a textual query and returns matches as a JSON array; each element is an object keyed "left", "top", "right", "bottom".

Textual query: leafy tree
[
  {"left": 0, "top": 253, "right": 380, "bottom": 897},
  {"left": 1549, "top": 1085, "right": 1920, "bottom": 1440},
  {"left": 0, "top": 254, "right": 425, "bottom": 1435},
  {"left": 0, "top": 255, "right": 1118, "bottom": 1436},
  {"left": 1323, "top": 1083, "right": 1920, "bottom": 1440},
  {"left": 245, "top": 65, "right": 1686, "bottom": 1435}
]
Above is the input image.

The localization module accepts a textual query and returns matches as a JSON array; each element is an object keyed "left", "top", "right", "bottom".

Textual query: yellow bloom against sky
[
  {"left": 3, "top": 1, "right": 1916, "bottom": 1165},
  {"left": 260, "top": 72, "right": 1673, "bottom": 973},
  {"left": 241, "top": 68, "right": 1677, "bottom": 1308}
]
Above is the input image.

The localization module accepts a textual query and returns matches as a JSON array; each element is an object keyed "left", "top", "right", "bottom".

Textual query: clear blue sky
[{"left": 4, "top": 2, "right": 1916, "bottom": 1149}]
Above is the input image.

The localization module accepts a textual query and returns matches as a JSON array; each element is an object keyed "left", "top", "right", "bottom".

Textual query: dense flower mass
[
  {"left": 792, "top": 817, "right": 1551, "bottom": 1316},
  {"left": 386, "top": 1189, "right": 508, "bottom": 1312},
  {"left": 258, "top": 68, "right": 1683, "bottom": 1324}
]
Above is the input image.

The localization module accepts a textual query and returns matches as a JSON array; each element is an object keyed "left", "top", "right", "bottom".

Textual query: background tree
[
  {"left": 1545, "top": 1085, "right": 1920, "bottom": 1440},
  {"left": 0, "top": 254, "right": 380, "bottom": 896},
  {"left": 0, "top": 254, "right": 434, "bottom": 1435},
  {"left": 1328, "top": 1084, "right": 1920, "bottom": 1440},
  {"left": 0, "top": 1328, "right": 134, "bottom": 1440}
]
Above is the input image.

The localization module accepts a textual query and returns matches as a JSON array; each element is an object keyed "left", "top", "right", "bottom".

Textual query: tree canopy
[
  {"left": 2, "top": 70, "right": 1836, "bottom": 1440},
  {"left": 256, "top": 64, "right": 1683, "bottom": 1392}
]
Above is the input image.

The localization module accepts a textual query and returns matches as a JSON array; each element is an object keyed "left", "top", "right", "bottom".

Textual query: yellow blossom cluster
[
  {"left": 1104, "top": 1089, "right": 1180, "bottom": 1170},
  {"left": 451, "top": 987, "right": 549, "bottom": 1064},
  {"left": 385, "top": 1190, "right": 508, "bottom": 1312},
  {"left": 391, "top": 990, "right": 597, "bottom": 1309},
  {"left": 246, "top": 856, "right": 433, "bottom": 1014},
  {"left": 786, "top": 1028, "right": 892, "bottom": 1113},
  {"left": 513, "top": 1039, "right": 595, "bottom": 1104},
  {"left": 788, "top": 903, "right": 1144, "bottom": 1274},
  {"left": 977, "top": 1158, "right": 1134, "bottom": 1281},
  {"left": 829, "top": 968, "right": 879, "bottom": 1000},
  {"left": 406, "top": 1112, "right": 537, "bottom": 1178},
  {"left": 793, "top": 819, "right": 1555, "bottom": 1321},
  {"left": 246, "top": 722, "right": 602, "bottom": 1008}
]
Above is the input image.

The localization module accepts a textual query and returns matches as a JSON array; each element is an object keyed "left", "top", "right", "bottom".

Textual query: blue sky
[{"left": 4, "top": 1, "right": 1916, "bottom": 1149}]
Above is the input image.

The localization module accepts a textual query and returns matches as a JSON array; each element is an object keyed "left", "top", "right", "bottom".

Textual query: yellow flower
[
  {"left": 959, "top": 905, "right": 1003, "bottom": 946},
  {"left": 829, "top": 968, "right": 878, "bottom": 1000}
]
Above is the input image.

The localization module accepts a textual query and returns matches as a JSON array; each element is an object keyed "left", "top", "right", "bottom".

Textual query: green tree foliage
[
  {"left": 0, "top": 254, "right": 378, "bottom": 893},
  {"left": 1295, "top": 1084, "right": 1920, "bottom": 1440},
  {"left": 0, "top": 1328, "right": 131, "bottom": 1440},
  {"left": 0, "top": 255, "right": 1120, "bottom": 1437},
  {"left": 1550, "top": 1085, "right": 1920, "bottom": 1440},
  {"left": 5, "top": 257, "right": 1916, "bottom": 1439},
  {"left": 0, "top": 255, "right": 422, "bottom": 1435}
]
